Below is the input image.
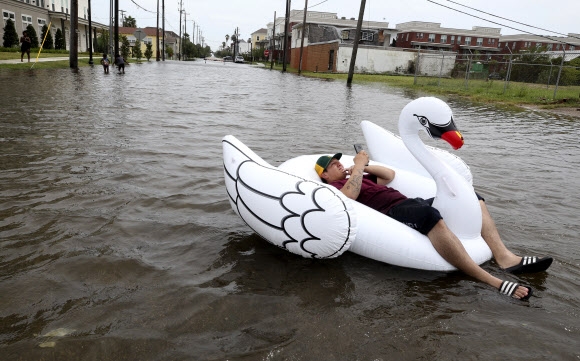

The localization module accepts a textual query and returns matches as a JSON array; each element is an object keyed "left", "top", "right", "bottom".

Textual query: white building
[{"left": 1, "top": 0, "right": 106, "bottom": 51}]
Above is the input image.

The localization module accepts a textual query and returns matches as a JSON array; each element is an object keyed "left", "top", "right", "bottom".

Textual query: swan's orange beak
[{"left": 441, "top": 130, "right": 464, "bottom": 150}]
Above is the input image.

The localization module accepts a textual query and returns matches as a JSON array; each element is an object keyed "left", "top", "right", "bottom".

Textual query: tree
[
  {"left": 40, "top": 24, "right": 53, "bottom": 49},
  {"left": 95, "top": 30, "right": 109, "bottom": 53},
  {"left": 133, "top": 38, "right": 143, "bottom": 60},
  {"left": 54, "top": 28, "right": 65, "bottom": 49},
  {"left": 25, "top": 24, "right": 39, "bottom": 48},
  {"left": 165, "top": 44, "right": 173, "bottom": 59},
  {"left": 2, "top": 19, "right": 19, "bottom": 48},
  {"left": 123, "top": 16, "right": 136, "bottom": 28},
  {"left": 225, "top": 34, "right": 229, "bottom": 47},
  {"left": 144, "top": 43, "right": 153, "bottom": 61},
  {"left": 120, "top": 35, "right": 130, "bottom": 60}
]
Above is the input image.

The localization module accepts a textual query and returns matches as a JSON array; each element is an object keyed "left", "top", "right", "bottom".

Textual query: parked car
[
  {"left": 223, "top": 56, "right": 233, "bottom": 62},
  {"left": 487, "top": 72, "right": 503, "bottom": 80},
  {"left": 235, "top": 56, "right": 244, "bottom": 63}
]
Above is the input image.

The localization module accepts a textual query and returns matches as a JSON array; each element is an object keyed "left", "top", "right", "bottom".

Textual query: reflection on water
[{"left": 0, "top": 62, "right": 579, "bottom": 360}]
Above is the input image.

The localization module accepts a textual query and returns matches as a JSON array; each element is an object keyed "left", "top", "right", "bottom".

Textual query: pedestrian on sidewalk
[{"left": 20, "top": 31, "right": 31, "bottom": 63}]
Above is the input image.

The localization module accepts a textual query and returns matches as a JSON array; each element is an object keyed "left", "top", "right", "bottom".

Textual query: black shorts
[
  {"left": 387, "top": 197, "right": 441, "bottom": 235},
  {"left": 386, "top": 193, "right": 484, "bottom": 235}
]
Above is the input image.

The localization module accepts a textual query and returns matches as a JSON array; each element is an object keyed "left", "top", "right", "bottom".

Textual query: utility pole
[
  {"left": 114, "top": 0, "right": 119, "bottom": 58},
  {"left": 119, "top": 9, "right": 126, "bottom": 26},
  {"left": 69, "top": 0, "right": 78, "bottom": 68},
  {"left": 108, "top": 0, "right": 113, "bottom": 56},
  {"left": 88, "top": 0, "right": 93, "bottom": 64},
  {"left": 178, "top": 0, "right": 183, "bottom": 60},
  {"left": 282, "top": 0, "right": 290, "bottom": 72},
  {"left": 270, "top": 11, "right": 275, "bottom": 70},
  {"left": 347, "top": 0, "right": 366, "bottom": 85},
  {"left": 298, "top": 0, "right": 308, "bottom": 75},
  {"left": 162, "top": 0, "right": 165, "bottom": 60},
  {"left": 184, "top": 12, "right": 187, "bottom": 60},
  {"left": 156, "top": 0, "right": 160, "bottom": 61}
]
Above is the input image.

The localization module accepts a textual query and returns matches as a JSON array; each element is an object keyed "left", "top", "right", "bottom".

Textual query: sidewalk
[{"left": 0, "top": 56, "right": 89, "bottom": 64}]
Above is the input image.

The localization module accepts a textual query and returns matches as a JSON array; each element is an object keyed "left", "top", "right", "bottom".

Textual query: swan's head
[{"left": 399, "top": 97, "right": 464, "bottom": 150}]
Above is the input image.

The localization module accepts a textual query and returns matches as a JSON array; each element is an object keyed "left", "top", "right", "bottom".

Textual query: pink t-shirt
[{"left": 329, "top": 174, "right": 407, "bottom": 214}]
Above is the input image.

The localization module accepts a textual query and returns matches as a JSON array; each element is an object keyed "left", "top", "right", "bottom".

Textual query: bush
[
  {"left": 55, "top": 28, "right": 65, "bottom": 49},
  {"left": 2, "top": 19, "right": 19, "bottom": 48},
  {"left": 25, "top": 24, "right": 39, "bottom": 48},
  {"left": 40, "top": 24, "right": 53, "bottom": 49}
]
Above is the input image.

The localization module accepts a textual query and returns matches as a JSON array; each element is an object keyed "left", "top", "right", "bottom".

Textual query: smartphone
[{"left": 354, "top": 144, "right": 364, "bottom": 154}]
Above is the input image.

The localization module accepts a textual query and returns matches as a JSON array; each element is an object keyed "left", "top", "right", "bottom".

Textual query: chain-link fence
[{"left": 412, "top": 50, "right": 580, "bottom": 100}]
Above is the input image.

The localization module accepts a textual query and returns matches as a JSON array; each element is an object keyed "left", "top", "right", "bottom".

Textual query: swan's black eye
[{"left": 413, "top": 114, "right": 429, "bottom": 126}]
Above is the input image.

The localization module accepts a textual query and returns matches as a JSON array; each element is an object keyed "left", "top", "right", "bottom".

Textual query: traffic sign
[{"left": 133, "top": 28, "right": 146, "bottom": 41}]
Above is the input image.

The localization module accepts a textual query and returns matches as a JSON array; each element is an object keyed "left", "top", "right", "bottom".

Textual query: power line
[
  {"left": 427, "top": 0, "right": 578, "bottom": 47},
  {"left": 308, "top": 0, "right": 328, "bottom": 9},
  {"left": 130, "top": 0, "right": 155, "bottom": 14},
  {"left": 443, "top": 0, "right": 580, "bottom": 41}
]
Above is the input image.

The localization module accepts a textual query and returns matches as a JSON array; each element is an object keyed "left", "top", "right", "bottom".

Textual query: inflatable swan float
[{"left": 222, "top": 97, "right": 492, "bottom": 271}]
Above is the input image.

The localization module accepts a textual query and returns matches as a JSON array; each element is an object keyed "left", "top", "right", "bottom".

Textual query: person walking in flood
[
  {"left": 100, "top": 53, "right": 110, "bottom": 74},
  {"left": 20, "top": 31, "right": 31, "bottom": 62},
  {"left": 115, "top": 53, "right": 125, "bottom": 74}
]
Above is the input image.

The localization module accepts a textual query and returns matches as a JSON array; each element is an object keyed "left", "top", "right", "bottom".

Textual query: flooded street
[{"left": 1, "top": 61, "right": 579, "bottom": 360}]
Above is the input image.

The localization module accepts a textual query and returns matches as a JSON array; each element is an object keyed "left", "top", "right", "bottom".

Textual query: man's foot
[
  {"left": 504, "top": 256, "right": 553, "bottom": 274},
  {"left": 499, "top": 281, "right": 533, "bottom": 301}
]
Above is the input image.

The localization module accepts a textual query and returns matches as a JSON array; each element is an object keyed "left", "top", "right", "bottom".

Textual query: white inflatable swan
[{"left": 222, "top": 97, "right": 492, "bottom": 271}]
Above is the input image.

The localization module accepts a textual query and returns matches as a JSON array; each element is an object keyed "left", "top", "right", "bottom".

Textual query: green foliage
[
  {"left": 55, "top": 28, "right": 65, "bottom": 49},
  {"left": 2, "top": 19, "right": 19, "bottom": 48},
  {"left": 25, "top": 24, "right": 39, "bottom": 48},
  {"left": 133, "top": 39, "right": 143, "bottom": 60},
  {"left": 165, "top": 44, "right": 173, "bottom": 58},
  {"left": 96, "top": 31, "right": 109, "bottom": 53},
  {"left": 120, "top": 35, "right": 130, "bottom": 60},
  {"left": 144, "top": 43, "right": 153, "bottom": 61},
  {"left": 40, "top": 24, "right": 53, "bottom": 49},
  {"left": 123, "top": 16, "right": 136, "bottom": 28}
]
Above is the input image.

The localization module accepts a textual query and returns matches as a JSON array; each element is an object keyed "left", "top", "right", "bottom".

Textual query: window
[
  {"left": 361, "top": 31, "right": 373, "bottom": 41},
  {"left": 256, "top": 36, "right": 260, "bottom": 41},
  {"left": 512, "top": 42, "right": 516, "bottom": 50},
  {"left": 488, "top": 38, "right": 495, "bottom": 45},
  {"left": 428, "top": 33, "right": 435, "bottom": 42},
  {"left": 22, "top": 14, "right": 32, "bottom": 29},
  {"left": 406, "top": 33, "right": 409, "bottom": 41},
  {"left": 38, "top": 18, "right": 46, "bottom": 34},
  {"left": 476, "top": 37, "right": 483, "bottom": 46},
  {"left": 457, "top": 36, "right": 461, "bottom": 44},
  {"left": 465, "top": 36, "right": 471, "bottom": 45},
  {"left": 571, "top": 45, "right": 575, "bottom": 51},
  {"left": 547, "top": 44, "right": 553, "bottom": 50},
  {"left": 2, "top": 10, "right": 16, "bottom": 26},
  {"left": 441, "top": 34, "right": 447, "bottom": 43},
  {"left": 416, "top": 32, "right": 423, "bottom": 39},
  {"left": 450, "top": 35, "right": 455, "bottom": 44},
  {"left": 83, "top": 6, "right": 87, "bottom": 19},
  {"left": 341, "top": 30, "right": 350, "bottom": 40}
]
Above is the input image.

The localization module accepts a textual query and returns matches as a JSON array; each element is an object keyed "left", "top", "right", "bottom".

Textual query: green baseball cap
[{"left": 314, "top": 153, "right": 342, "bottom": 176}]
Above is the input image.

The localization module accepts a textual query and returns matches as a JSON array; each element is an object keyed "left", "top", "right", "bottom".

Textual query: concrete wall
[{"left": 336, "top": 45, "right": 456, "bottom": 76}]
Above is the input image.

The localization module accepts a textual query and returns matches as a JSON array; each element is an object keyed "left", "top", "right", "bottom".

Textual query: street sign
[
  {"left": 264, "top": 50, "right": 269, "bottom": 57},
  {"left": 133, "top": 28, "right": 146, "bottom": 41}
]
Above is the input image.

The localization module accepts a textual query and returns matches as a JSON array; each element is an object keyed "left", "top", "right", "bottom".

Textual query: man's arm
[
  {"left": 340, "top": 152, "right": 369, "bottom": 200},
  {"left": 363, "top": 165, "right": 395, "bottom": 185}
]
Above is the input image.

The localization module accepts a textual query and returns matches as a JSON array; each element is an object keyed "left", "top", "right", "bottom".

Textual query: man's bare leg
[
  {"left": 479, "top": 200, "right": 522, "bottom": 269},
  {"left": 428, "top": 220, "right": 530, "bottom": 299}
]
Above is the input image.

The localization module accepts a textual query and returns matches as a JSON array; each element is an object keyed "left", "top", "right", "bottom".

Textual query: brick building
[
  {"left": 498, "top": 33, "right": 580, "bottom": 54},
  {"left": 395, "top": 21, "right": 501, "bottom": 56}
]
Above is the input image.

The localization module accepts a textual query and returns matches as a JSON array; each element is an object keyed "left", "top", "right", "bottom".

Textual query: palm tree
[
  {"left": 221, "top": 41, "right": 226, "bottom": 50},
  {"left": 225, "top": 34, "right": 229, "bottom": 46},
  {"left": 123, "top": 16, "right": 137, "bottom": 28}
]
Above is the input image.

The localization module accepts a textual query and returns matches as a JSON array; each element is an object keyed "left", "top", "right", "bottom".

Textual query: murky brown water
[{"left": 1, "top": 61, "right": 579, "bottom": 360}]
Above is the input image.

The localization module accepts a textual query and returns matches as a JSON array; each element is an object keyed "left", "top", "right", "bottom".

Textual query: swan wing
[{"left": 223, "top": 136, "right": 356, "bottom": 258}]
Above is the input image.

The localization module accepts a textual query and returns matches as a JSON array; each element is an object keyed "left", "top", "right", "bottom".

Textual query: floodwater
[{"left": 1, "top": 60, "right": 579, "bottom": 360}]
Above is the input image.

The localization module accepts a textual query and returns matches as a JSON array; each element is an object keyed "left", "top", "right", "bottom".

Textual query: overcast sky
[{"left": 90, "top": 0, "right": 578, "bottom": 51}]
